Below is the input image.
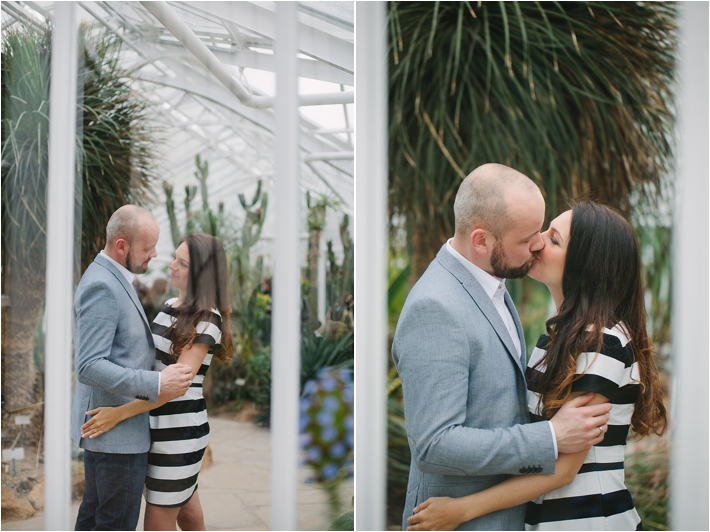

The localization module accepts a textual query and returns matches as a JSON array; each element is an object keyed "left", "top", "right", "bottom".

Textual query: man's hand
[
  {"left": 159, "top": 363, "right": 193, "bottom": 395},
  {"left": 550, "top": 393, "right": 611, "bottom": 454}
]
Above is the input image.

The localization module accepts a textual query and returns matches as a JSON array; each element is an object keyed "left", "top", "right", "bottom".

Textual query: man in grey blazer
[
  {"left": 71, "top": 205, "right": 192, "bottom": 531},
  {"left": 392, "top": 164, "right": 612, "bottom": 530}
]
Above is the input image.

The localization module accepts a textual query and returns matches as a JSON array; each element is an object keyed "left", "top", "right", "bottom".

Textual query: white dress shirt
[
  {"left": 446, "top": 240, "right": 558, "bottom": 457},
  {"left": 446, "top": 241, "right": 521, "bottom": 356}
]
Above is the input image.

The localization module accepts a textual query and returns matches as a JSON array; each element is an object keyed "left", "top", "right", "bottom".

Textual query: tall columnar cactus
[
  {"left": 326, "top": 214, "right": 353, "bottom": 320},
  {"left": 235, "top": 180, "right": 268, "bottom": 291},
  {"left": 163, "top": 155, "right": 221, "bottom": 248},
  {"left": 163, "top": 181, "right": 181, "bottom": 248},
  {"left": 306, "top": 192, "right": 339, "bottom": 333}
]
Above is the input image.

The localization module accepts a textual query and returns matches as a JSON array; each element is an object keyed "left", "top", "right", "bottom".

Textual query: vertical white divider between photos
[
  {"left": 271, "top": 2, "right": 300, "bottom": 530},
  {"left": 44, "top": 3, "right": 77, "bottom": 530},
  {"left": 355, "top": 3, "right": 388, "bottom": 530},
  {"left": 671, "top": 2, "right": 709, "bottom": 530}
]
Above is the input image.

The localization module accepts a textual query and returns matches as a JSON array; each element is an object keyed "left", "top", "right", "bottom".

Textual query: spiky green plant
[
  {"left": 388, "top": 1, "right": 676, "bottom": 276},
  {"left": 1, "top": 22, "right": 157, "bottom": 442}
]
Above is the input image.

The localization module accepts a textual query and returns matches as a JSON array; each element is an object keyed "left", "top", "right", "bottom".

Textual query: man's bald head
[
  {"left": 453, "top": 163, "right": 541, "bottom": 239},
  {"left": 105, "top": 205, "right": 157, "bottom": 247}
]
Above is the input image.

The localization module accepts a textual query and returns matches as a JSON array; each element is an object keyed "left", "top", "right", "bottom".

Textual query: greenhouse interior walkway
[{"left": 3, "top": 416, "right": 353, "bottom": 531}]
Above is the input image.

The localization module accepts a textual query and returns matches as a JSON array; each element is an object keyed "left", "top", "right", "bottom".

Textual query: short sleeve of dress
[
  {"left": 193, "top": 310, "right": 222, "bottom": 347},
  {"left": 570, "top": 329, "right": 636, "bottom": 401}
]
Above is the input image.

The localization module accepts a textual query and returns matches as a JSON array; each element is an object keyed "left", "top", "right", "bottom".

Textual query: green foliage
[
  {"left": 625, "top": 439, "right": 669, "bottom": 530},
  {"left": 329, "top": 510, "right": 354, "bottom": 531},
  {"left": 388, "top": 1, "right": 677, "bottom": 271},
  {"left": 301, "top": 333, "right": 354, "bottom": 389},
  {"left": 242, "top": 333, "right": 354, "bottom": 427},
  {"left": 1, "top": 23, "right": 157, "bottom": 279}
]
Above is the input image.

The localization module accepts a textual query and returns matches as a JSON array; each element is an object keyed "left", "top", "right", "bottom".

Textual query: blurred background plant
[
  {"left": 625, "top": 438, "right": 670, "bottom": 531},
  {"left": 300, "top": 367, "right": 354, "bottom": 523},
  {"left": 1, "top": 22, "right": 157, "bottom": 445},
  {"left": 385, "top": 1, "right": 677, "bottom": 527}
]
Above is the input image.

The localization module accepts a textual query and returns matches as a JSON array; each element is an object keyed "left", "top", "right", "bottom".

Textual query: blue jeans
[{"left": 75, "top": 450, "right": 148, "bottom": 531}]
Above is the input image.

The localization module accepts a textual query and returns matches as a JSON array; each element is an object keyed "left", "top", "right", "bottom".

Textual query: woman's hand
[
  {"left": 81, "top": 407, "right": 124, "bottom": 438},
  {"left": 406, "top": 497, "right": 465, "bottom": 531}
]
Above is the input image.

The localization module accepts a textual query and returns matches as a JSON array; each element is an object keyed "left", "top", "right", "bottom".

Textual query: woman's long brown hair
[
  {"left": 168, "top": 234, "right": 234, "bottom": 362},
  {"left": 533, "top": 201, "right": 666, "bottom": 437}
]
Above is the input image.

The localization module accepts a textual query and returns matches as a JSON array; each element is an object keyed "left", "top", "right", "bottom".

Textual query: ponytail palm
[
  {"left": 388, "top": 1, "right": 677, "bottom": 276},
  {"left": 1, "top": 23, "right": 157, "bottom": 442}
]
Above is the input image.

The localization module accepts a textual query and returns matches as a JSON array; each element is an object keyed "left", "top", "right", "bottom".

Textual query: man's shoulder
[{"left": 75, "top": 260, "right": 124, "bottom": 303}]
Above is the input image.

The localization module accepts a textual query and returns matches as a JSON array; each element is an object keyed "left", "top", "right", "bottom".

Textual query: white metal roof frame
[{"left": 2, "top": 1, "right": 354, "bottom": 270}]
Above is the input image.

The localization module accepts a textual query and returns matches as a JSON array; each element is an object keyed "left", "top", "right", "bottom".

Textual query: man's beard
[
  {"left": 490, "top": 240, "right": 534, "bottom": 279},
  {"left": 125, "top": 250, "right": 149, "bottom": 274}
]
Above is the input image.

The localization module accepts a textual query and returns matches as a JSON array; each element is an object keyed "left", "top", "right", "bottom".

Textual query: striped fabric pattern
[
  {"left": 144, "top": 298, "right": 222, "bottom": 508},
  {"left": 524, "top": 323, "right": 642, "bottom": 530}
]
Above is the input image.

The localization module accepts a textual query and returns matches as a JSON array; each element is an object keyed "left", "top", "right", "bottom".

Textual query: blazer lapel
[
  {"left": 437, "top": 245, "right": 526, "bottom": 379},
  {"left": 504, "top": 290, "right": 527, "bottom": 372},
  {"left": 94, "top": 253, "right": 151, "bottom": 329}
]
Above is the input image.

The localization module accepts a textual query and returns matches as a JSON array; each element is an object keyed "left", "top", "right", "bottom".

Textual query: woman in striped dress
[
  {"left": 406, "top": 201, "right": 667, "bottom": 531},
  {"left": 81, "top": 233, "right": 233, "bottom": 530}
]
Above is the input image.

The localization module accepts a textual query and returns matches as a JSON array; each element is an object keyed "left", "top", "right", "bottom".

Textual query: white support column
[
  {"left": 44, "top": 3, "right": 77, "bottom": 530},
  {"left": 355, "top": 2, "right": 388, "bottom": 531},
  {"left": 271, "top": 2, "right": 300, "bottom": 530},
  {"left": 671, "top": 2, "right": 709, "bottom": 530},
  {"left": 318, "top": 236, "right": 327, "bottom": 325}
]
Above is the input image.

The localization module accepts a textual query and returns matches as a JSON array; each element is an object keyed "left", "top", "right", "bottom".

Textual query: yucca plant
[
  {"left": 388, "top": 1, "right": 676, "bottom": 277},
  {"left": 1, "top": 22, "right": 157, "bottom": 442}
]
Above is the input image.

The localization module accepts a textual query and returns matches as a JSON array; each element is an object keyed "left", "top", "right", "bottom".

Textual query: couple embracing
[
  {"left": 70, "top": 205, "right": 233, "bottom": 530},
  {"left": 393, "top": 164, "right": 667, "bottom": 531}
]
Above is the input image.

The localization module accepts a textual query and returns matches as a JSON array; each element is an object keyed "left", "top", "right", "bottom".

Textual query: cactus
[
  {"left": 305, "top": 192, "right": 340, "bottom": 333},
  {"left": 325, "top": 214, "right": 353, "bottom": 320},
  {"left": 234, "top": 180, "right": 268, "bottom": 294},
  {"left": 183, "top": 185, "right": 198, "bottom": 237},
  {"left": 163, "top": 181, "right": 181, "bottom": 248},
  {"left": 164, "top": 155, "right": 223, "bottom": 245}
]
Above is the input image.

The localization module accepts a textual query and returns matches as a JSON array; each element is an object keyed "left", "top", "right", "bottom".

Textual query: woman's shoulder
[{"left": 601, "top": 322, "right": 631, "bottom": 347}]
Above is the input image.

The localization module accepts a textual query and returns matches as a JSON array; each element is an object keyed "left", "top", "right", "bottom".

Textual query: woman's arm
[
  {"left": 80, "top": 342, "right": 209, "bottom": 438},
  {"left": 406, "top": 392, "right": 609, "bottom": 531}
]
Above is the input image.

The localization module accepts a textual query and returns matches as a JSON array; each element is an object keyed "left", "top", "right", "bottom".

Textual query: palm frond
[{"left": 388, "top": 1, "right": 677, "bottom": 270}]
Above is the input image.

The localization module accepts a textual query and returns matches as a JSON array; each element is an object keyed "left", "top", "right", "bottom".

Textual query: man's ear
[
  {"left": 470, "top": 228, "right": 492, "bottom": 256},
  {"left": 114, "top": 238, "right": 129, "bottom": 258}
]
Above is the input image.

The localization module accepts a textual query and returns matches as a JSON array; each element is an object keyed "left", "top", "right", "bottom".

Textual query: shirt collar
[
  {"left": 100, "top": 250, "right": 136, "bottom": 286},
  {"left": 446, "top": 239, "right": 506, "bottom": 300}
]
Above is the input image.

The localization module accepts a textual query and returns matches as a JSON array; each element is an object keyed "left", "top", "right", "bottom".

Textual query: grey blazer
[
  {"left": 70, "top": 253, "right": 160, "bottom": 454},
  {"left": 392, "top": 245, "right": 556, "bottom": 531}
]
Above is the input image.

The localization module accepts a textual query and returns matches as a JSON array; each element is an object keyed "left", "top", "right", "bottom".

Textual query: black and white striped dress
[
  {"left": 525, "top": 323, "right": 642, "bottom": 530},
  {"left": 144, "top": 298, "right": 222, "bottom": 507}
]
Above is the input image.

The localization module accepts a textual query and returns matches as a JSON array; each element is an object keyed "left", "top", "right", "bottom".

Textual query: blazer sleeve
[
  {"left": 393, "top": 296, "right": 556, "bottom": 477},
  {"left": 74, "top": 280, "right": 160, "bottom": 402}
]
